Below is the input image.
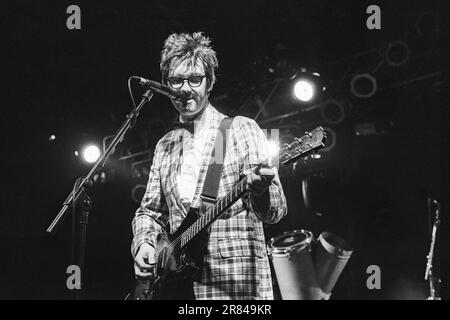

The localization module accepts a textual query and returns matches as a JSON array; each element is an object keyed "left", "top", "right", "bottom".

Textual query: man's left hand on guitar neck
[
  {"left": 246, "top": 162, "right": 282, "bottom": 219},
  {"left": 246, "top": 163, "right": 276, "bottom": 197}
]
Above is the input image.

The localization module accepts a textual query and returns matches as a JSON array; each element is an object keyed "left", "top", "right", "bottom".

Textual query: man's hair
[{"left": 160, "top": 32, "right": 218, "bottom": 91}]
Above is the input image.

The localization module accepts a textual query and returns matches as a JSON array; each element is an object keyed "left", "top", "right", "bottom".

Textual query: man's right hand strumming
[{"left": 134, "top": 243, "right": 156, "bottom": 277}]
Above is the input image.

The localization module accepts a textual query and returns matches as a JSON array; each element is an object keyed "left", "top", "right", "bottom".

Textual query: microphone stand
[
  {"left": 46, "top": 88, "right": 154, "bottom": 299},
  {"left": 424, "top": 198, "right": 441, "bottom": 300},
  {"left": 71, "top": 178, "right": 92, "bottom": 300}
]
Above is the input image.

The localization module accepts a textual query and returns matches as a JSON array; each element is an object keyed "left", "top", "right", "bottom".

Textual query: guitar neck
[{"left": 178, "top": 176, "right": 248, "bottom": 248}]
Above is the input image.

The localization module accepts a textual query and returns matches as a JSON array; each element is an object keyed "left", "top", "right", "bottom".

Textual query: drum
[
  {"left": 267, "top": 230, "right": 322, "bottom": 300},
  {"left": 314, "top": 232, "right": 353, "bottom": 296}
]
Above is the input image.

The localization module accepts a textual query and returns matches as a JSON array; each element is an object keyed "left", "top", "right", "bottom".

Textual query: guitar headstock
[{"left": 278, "top": 126, "right": 326, "bottom": 165}]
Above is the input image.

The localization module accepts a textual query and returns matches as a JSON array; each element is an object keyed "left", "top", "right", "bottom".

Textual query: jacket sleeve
[
  {"left": 131, "top": 140, "right": 169, "bottom": 257},
  {"left": 233, "top": 117, "right": 288, "bottom": 224}
]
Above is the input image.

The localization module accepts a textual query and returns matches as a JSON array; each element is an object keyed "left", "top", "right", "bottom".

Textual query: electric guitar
[{"left": 125, "top": 126, "right": 326, "bottom": 300}]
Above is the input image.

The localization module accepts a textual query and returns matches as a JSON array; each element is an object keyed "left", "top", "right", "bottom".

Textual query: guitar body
[{"left": 128, "top": 206, "right": 211, "bottom": 300}]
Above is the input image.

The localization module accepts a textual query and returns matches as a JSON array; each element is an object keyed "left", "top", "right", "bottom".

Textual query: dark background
[{"left": 1, "top": 0, "right": 447, "bottom": 299}]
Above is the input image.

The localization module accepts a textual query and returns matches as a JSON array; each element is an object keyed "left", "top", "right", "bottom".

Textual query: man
[{"left": 131, "top": 32, "right": 287, "bottom": 300}]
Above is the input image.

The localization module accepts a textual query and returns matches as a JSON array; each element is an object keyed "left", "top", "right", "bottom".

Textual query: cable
[{"left": 128, "top": 76, "right": 137, "bottom": 109}]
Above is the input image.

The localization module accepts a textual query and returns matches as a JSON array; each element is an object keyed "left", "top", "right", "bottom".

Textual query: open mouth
[{"left": 181, "top": 100, "right": 194, "bottom": 110}]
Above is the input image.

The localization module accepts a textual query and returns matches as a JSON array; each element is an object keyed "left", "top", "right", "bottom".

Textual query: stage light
[
  {"left": 350, "top": 73, "right": 377, "bottom": 98},
  {"left": 291, "top": 68, "right": 324, "bottom": 105},
  {"left": 294, "top": 80, "right": 315, "bottom": 102},
  {"left": 93, "top": 169, "right": 116, "bottom": 184},
  {"left": 385, "top": 40, "right": 409, "bottom": 67},
  {"left": 320, "top": 99, "right": 346, "bottom": 125},
  {"left": 82, "top": 145, "right": 101, "bottom": 163},
  {"left": 131, "top": 184, "right": 147, "bottom": 204}
]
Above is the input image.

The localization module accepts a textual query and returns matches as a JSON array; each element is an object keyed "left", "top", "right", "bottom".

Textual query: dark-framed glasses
[{"left": 167, "top": 75, "right": 206, "bottom": 89}]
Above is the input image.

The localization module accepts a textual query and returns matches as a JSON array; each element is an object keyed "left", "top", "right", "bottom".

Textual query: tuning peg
[{"left": 305, "top": 131, "right": 312, "bottom": 138}]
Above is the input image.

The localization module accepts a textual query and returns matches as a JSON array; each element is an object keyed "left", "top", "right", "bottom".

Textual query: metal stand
[
  {"left": 46, "top": 88, "right": 154, "bottom": 299},
  {"left": 70, "top": 182, "right": 93, "bottom": 299},
  {"left": 424, "top": 198, "right": 441, "bottom": 300}
]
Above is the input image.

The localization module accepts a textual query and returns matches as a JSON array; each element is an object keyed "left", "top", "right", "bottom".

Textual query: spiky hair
[{"left": 160, "top": 32, "right": 218, "bottom": 89}]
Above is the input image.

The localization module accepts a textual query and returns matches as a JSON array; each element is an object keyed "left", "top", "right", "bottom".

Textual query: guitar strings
[{"left": 156, "top": 176, "right": 249, "bottom": 270}]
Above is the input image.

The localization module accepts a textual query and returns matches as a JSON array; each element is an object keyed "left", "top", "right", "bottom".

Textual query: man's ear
[{"left": 207, "top": 82, "right": 213, "bottom": 94}]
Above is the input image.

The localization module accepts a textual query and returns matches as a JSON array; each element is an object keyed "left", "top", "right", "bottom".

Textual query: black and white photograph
[{"left": 1, "top": 0, "right": 447, "bottom": 304}]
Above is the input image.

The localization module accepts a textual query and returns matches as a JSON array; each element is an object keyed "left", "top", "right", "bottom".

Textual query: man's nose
[{"left": 180, "top": 80, "right": 193, "bottom": 92}]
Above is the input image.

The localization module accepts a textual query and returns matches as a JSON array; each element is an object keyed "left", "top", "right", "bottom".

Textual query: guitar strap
[
  {"left": 200, "top": 117, "right": 234, "bottom": 204},
  {"left": 183, "top": 117, "right": 233, "bottom": 271}
]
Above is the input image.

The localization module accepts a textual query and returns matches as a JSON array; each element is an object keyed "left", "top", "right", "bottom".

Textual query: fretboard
[{"left": 177, "top": 176, "right": 248, "bottom": 248}]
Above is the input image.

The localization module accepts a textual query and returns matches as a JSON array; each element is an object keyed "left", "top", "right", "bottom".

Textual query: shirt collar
[{"left": 178, "top": 103, "right": 213, "bottom": 135}]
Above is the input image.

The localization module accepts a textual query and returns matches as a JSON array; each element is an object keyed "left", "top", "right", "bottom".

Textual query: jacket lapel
[{"left": 166, "top": 131, "right": 189, "bottom": 217}]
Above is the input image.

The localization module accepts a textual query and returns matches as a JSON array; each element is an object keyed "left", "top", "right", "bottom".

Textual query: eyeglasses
[{"left": 167, "top": 75, "right": 206, "bottom": 89}]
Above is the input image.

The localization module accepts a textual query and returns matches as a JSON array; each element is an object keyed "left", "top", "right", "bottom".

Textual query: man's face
[{"left": 167, "top": 59, "right": 210, "bottom": 122}]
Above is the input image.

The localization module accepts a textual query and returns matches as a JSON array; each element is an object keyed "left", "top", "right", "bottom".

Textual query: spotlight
[
  {"left": 350, "top": 73, "right": 377, "bottom": 98},
  {"left": 385, "top": 40, "right": 409, "bottom": 67},
  {"left": 292, "top": 69, "right": 324, "bottom": 104},
  {"left": 93, "top": 169, "right": 116, "bottom": 184},
  {"left": 294, "top": 80, "right": 315, "bottom": 102},
  {"left": 320, "top": 100, "right": 346, "bottom": 125},
  {"left": 82, "top": 145, "right": 101, "bottom": 163}
]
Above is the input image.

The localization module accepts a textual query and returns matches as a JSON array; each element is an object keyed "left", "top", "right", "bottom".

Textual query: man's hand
[
  {"left": 246, "top": 164, "right": 275, "bottom": 196},
  {"left": 134, "top": 242, "right": 156, "bottom": 277}
]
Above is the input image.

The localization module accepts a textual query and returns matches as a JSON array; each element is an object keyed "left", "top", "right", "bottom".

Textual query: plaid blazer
[{"left": 132, "top": 105, "right": 287, "bottom": 299}]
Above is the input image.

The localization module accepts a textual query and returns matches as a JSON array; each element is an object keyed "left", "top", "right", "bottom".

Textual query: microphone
[{"left": 133, "top": 76, "right": 186, "bottom": 101}]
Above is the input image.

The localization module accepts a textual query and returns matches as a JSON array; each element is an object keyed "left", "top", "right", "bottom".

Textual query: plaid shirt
[{"left": 132, "top": 105, "right": 287, "bottom": 299}]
